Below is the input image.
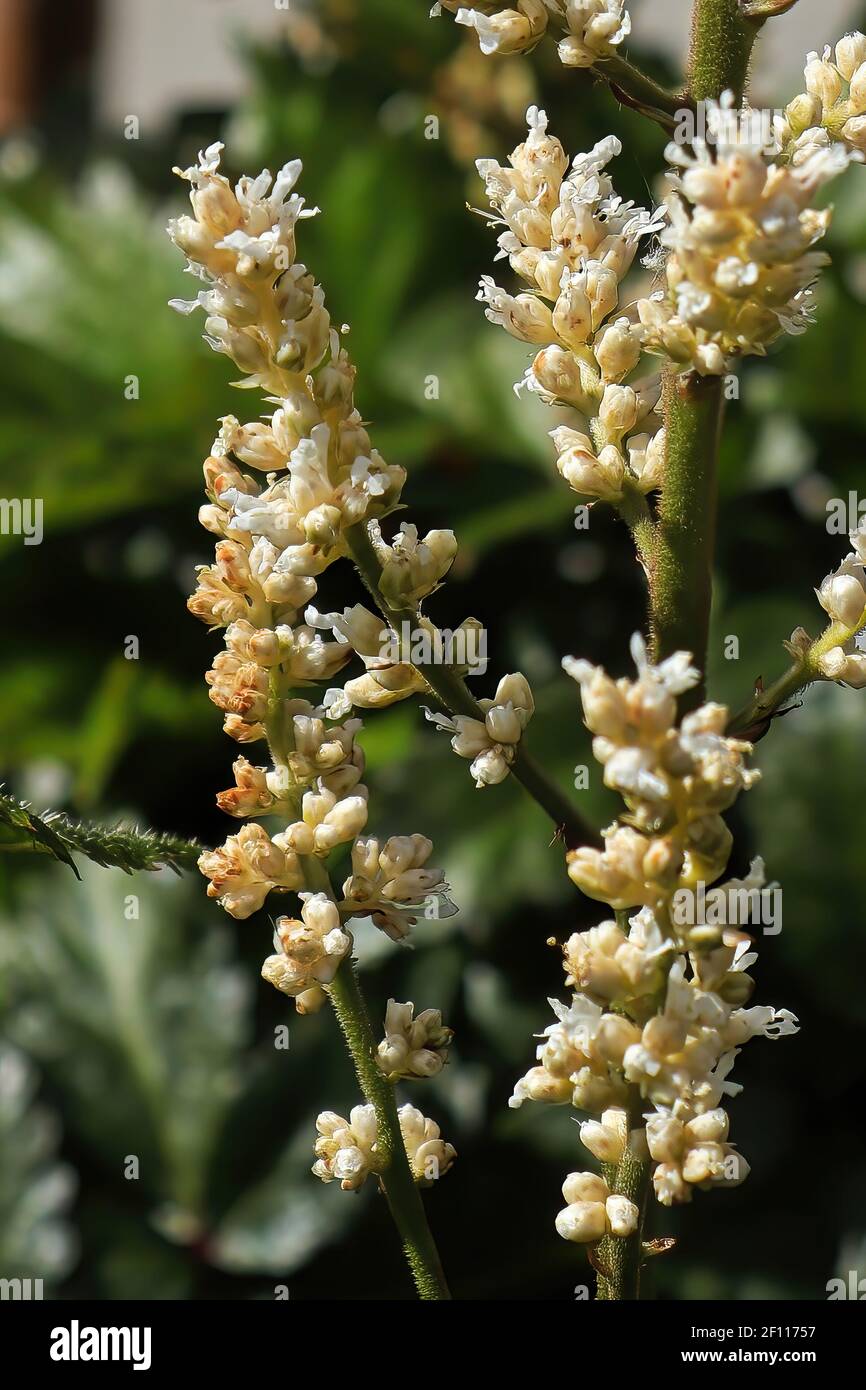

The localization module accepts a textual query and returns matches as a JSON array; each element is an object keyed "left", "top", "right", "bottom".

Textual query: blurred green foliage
[{"left": 0, "top": 0, "right": 865, "bottom": 1300}]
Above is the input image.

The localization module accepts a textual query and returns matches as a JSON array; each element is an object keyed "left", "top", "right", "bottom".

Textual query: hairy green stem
[
  {"left": 689, "top": 0, "right": 758, "bottom": 101},
  {"left": 327, "top": 956, "right": 452, "bottom": 1300},
  {"left": 344, "top": 521, "right": 600, "bottom": 849},
  {"left": 265, "top": 697, "right": 450, "bottom": 1300},
  {"left": 653, "top": 371, "right": 724, "bottom": 700},
  {"left": 595, "top": 1142, "right": 652, "bottom": 1301}
]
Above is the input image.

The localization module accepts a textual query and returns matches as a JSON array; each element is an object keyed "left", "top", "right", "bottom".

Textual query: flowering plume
[
  {"left": 641, "top": 93, "right": 855, "bottom": 375},
  {"left": 510, "top": 637, "right": 797, "bottom": 1238},
  {"left": 475, "top": 107, "right": 666, "bottom": 507}
]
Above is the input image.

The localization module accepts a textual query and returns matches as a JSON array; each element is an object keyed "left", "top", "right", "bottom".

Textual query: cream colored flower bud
[
  {"left": 529, "top": 345, "right": 593, "bottom": 408},
  {"left": 455, "top": 0, "right": 549, "bottom": 57},
  {"left": 645, "top": 1112, "right": 684, "bottom": 1164},
  {"left": 485, "top": 703, "right": 523, "bottom": 743},
  {"left": 804, "top": 52, "right": 843, "bottom": 110},
  {"left": 684, "top": 1108, "right": 729, "bottom": 1144},
  {"left": 816, "top": 565, "right": 866, "bottom": 626},
  {"left": 653, "top": 1162, "right": 690, "bottom": 1206},
  {"left": 575, "top": 1069, "right": 620, "bottom": 1115},
  {"left": 784, "top": 92, "right": 822, "bottom": 137},
  {"left": 835, "top": 32, "right": 866, "bottom": 80},
  {"left": 595, "top": 1014, "right": 641, "bottom": 1064},
  {"left": 598, "top": 384, "right": 639, "bottom": 443},
  {"left": 817, "top": 645, "right": 866, "bottom": 686},
  {"left": 595, "top": 318, "right": 643, "bottom": 381},
  {"left": 493, "top": 671, "right": 534, "bottom": 717},
  {"left": 555, "top": 1201, "right": 608, "bottom": 1243},
  {"left": 562, "top": 1171, "right": 610, "bottom": 1205},
  {"left": 682, "top": 1141, "right": 727, "bottom": 1185},
  {"left": 848, "top": 62, "right": 866, "bottom": 113},
  {"left": 295, "top": 985, "right": 328, "bottom": 1014},
  {"left": 553, "top": 271, "right": 592, "bottom": 348},
  {"left": 580, "top": 1113, "right": 626, "bottom": 1164},
  {"left": 605, "top": 1194, "right": 639, "bottom": 1238},
  {"left": 477, "top": 277, "right": 554, "bottom": 343},
  {"left": 841, "top": 114, "right": 866, "bottom": 149},
  {"left": 509, "top": 1066, "right": 574, "bottom": 1107}
]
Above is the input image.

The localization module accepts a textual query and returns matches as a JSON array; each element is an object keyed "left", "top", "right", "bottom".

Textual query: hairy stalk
[
  {"left": 344, "top": 521, "right": 600, "bottom": 849},
  {"left": 265, "top": 701, "right": 450, "bottom": 1300},
  {"left": 327, "top": 956, "right": 452, "bottom": 1301},
  {"left": 652, "top": 370, "right": 724, "bottom": 699},
  {"left": 595, "top": 1145, "right": 652, "bottom": 1300},
  {"left": 689, "top": 0, "right": 758, "bottom": 102}
]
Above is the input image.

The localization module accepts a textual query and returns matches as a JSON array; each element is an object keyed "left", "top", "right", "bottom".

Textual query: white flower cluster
[
  {"left": 313, "top": 1103, "right": 456, "bottom": 1189},
  {"left": 433, "top": 0, "right": 630, "bottom": 68},
  {"left": 476, "top": 108, "right": 666, "bottom": 506},
  {"left": 776, "top": 32, "right": 866, "bottom": 160},
  {"left": 565, "top": 634, "right": 757, "bottom": 899},
  {"left": 641, "top": 91, "right": 855, "bottom": 375},
  {"left": 169, "top": 147, "right": 456, "bottom": 993},
  {"left": 339, "top": 834, "right": 457, "bottom": 940},
  {"left": 555, "top": 1168, "right": 639, "bottom": 1243},
  {"left": 510, "top": 637, "right": 797, "bottom": 1235},
  {"left": 261, "top": 892, "right": 352, "bottom": 1014},
  {"left": 376, "top": 999, "right": 453, "bottom": 1079},
  {"left": 425, "top": 672, "right": 535, "bottom": 787}
]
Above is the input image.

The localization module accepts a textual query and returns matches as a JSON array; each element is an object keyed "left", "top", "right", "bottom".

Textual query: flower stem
[
  {"left": 592, "top": 54, "right": 689, "bottom": 134},
  {"left": 689, "top": 0, "right": 758, "bottom": 102},
  {"left": 327, "top": 956, "right": 452, "bottom": 1300},
  {"left": 344, "top": 521, "right": 600, "bottom": 849},
  {"left": 727, "top": 612, "right": 866, "bottom": 737},
  {"left": 596, "top": 1149, "right": 652, "bottom": 1301},
  {"left": 266, "top": 698, "right": 450, "bottom": 1300},
  {"left": 652, "top": 370, "right": 724, "bottom": 700}
]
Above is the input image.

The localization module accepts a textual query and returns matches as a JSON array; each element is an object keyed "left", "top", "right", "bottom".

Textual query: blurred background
[{"left": 0, "top": 0, "right": 865, "bottom": 1301}]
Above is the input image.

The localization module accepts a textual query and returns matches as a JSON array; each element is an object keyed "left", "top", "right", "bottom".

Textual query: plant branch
[
  {"left": 596, "top": 1149, "right": 652, "bottom": 1301},
  {"left": 326, "top": 954, "right": 452, "bottom": 1301},
  {"left": 0, "top": 788, "right": 203, "bottom": 877},
  {"left": 343, "top": 521, "right": 600, "bottom": 849},
  {"left": 652, "top": 370, "right": 724, "bottom": 701},
  {"left": 689, "top": 0, "right": 759, "bottom": 102},
  {"left": 265, "top": 700, "right": 451, "bottom": 1301},
  {"left": 727, "top": 611, "right": 866, "bottom": 738},
  {"left": 592, "top": 54, "right": 690, "bottom": 135}
]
